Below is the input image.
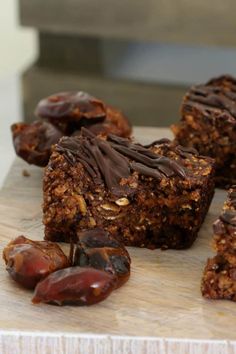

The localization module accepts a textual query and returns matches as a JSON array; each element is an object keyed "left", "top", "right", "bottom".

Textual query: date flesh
[
  {"left": 74, "top": 229, "right": 131, "bottom": 288},
  {"left": 11, "top": 120, "right": 63, "bottom": 167},
  {"left": 3, "top": 236, "right": 69, "bottom": 289},
  {"left": 32, "top": 267, "right": 116, "bottom": 306},
  {"left": 72, "top": 105, "right": 131, "bottom": 138}
]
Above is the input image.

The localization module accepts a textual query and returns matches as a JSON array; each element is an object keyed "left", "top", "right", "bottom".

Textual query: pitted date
[
  {"left": 35, "top": 92, "right": 106, "bottom": 126},
  {"left": 32, "top": 267, "right": 116, "bottom": 306},
  {"left": 73, "top": 229, "right": 131, "bottom": 288},
  {"left": 11, "top": 120, "right": 63, "bottom": 167},
  {"left": 75, "top": 105, "right": 132, "bottom": 138},
  {"left": 3, "top": 236, "right": 68, "bottom": 289}
]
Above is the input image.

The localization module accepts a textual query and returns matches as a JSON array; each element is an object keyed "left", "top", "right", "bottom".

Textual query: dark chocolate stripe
[
  {"left": 56, "top": 128, "right": 187, "bottom": 192},
  {"left": 220, "top": 210, "right": 236, "bottom": 226},
  {"left": 176, "top": 145, "right": 199, "bottom": 157},
  {"left": 108, "top": 134, "right": 167, "bottom": 157},
  {"left": 111, "top": 143, "right": 186, "bottom": 179},
  {"left": 107, "top": 134, "right": 130, "bottom": 147},
  {"left": 130, "top": 162, "right": 162, "bottom": 180},
  {"left": 144, "top": 138, "right": 171, "bottom": 148},
  {"left": 57, "top": 137, "right": 102, "bottom": 181},
  {"left": 207, "top": 75, "right": 236, "bottom": 93},
  {"left": 186, "top": 83, "right": 236, "bottom": 118}
]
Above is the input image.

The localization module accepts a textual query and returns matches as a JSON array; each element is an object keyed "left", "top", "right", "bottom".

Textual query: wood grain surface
[{"left": 0, "top": 127, "right": 235, "bottom": 354}]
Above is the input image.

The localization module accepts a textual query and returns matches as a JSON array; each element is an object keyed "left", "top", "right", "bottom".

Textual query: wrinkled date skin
[
  {"left": 11, "top": 94, "right": 132, "bottom": 167},
  {"left": 35, "top": 92, "right": 106, "bottom": 128},
  {"left": 3, "top": 236, "right": 69, "bottom": 289},
  {"left": 32, "top": 267, "right": 116, "bottom": 306},
  {"left": 100, "top": 105, "right": 131, "bottom": 138},
  {"left": 11, "top": 120, "right": 63, "bottom": 167},
  {"left": 73, "top": 229, "right": 131, "bottom": 288},
  {"left": 72, "top": 105, "right": 132, "bottom": 138}
]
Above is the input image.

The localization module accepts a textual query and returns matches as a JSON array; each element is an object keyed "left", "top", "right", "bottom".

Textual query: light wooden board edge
[{"left": 1, "top": 330, "right": 236, "bottom": 354}]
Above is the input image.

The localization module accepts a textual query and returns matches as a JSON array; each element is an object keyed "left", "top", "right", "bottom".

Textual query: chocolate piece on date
[
  {"left": 32, "top": 267, "right": 116, "bottom": 306},
  {"left": 35, "top": 91, "right": 106, "bottom": 125},
  {"left": 73, "top": 229, "right": 131, "bottom": 288},
  {"left": 11, "top": 120, "right": 63, "bottom": 167},
  {"left": 3, "top": 236, "right": 68, "bottom": 289}
]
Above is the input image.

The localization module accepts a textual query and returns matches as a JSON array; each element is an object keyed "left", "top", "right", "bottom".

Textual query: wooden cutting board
[{"left": 0, "top": 127, "right": 235, "bottom": 354}]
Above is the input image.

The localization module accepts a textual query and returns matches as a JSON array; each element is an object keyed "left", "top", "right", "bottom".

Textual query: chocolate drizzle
[
  {"left": 56, "top": 128, "right": 187, "bottom": 192},
  {"left": 220, "top": 210, "right": 236, "bottom": 226},
  {"left": 175, "top": 145, "right": 199, "bottom": 158},
  {"left": 108, "top": 135, "right": 186, "bottom": 179},
  {"left": 144, "top": 138, "right": 171, "bottom": 148},
  {"left": 185, "top": 76, "right": 236, "bottom": 118}
]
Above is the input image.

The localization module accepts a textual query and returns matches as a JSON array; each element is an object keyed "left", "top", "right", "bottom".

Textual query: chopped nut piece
[
  {"left": 75, "top": 195, "right": 87, "bottom": 215},
  {"left": 115, "top": 198, "right": 130, "bottom": 206},
  {"left": 101, "top": 203, "right": 120, "bottom": 212}
]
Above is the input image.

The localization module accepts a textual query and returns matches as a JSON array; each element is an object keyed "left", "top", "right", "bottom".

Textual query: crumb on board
[{"left": 22, "top": 169, "right": 30, "bottom": 177}]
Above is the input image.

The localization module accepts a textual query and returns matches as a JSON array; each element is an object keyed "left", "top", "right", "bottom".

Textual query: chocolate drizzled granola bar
[
  {"left": 43, "top": 128, "right": 215, "bottom": 249},
  {"left": 172, "top": 75, "right": 236, "bottom": 187},
  {"left": 202, "top": 188, "right": 236, "bottom": 301}
]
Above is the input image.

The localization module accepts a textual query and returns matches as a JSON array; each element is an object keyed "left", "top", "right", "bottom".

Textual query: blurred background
[
  {"left": 1, "top": 0, "right": 236, "bottom": 185},
  {"left": 1, "top": 0, "right": 236, "bottom": 128}
]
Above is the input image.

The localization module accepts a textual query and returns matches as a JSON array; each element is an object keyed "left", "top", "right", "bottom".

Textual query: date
[
  {"left": 35, "top": 92, "right": 106, "bottom": 127},
  {"left": 32, "top": 267, "right": 116, "bottom": 305},
  {"left": 11, "top": 120, "right": 63, "bottom": 167},
  {"left": 3, "top": 236, "right": 69, "bottom": 289},
  {"left": 73, "top": 229, "right": 131, "bottom": 288},
  {"left": 73, "top": 105, "right": 132, "bottom": 138}
]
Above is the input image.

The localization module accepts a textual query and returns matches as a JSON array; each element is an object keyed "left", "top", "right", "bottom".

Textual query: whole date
[
  {"left": 11, "top": 120, "right": 63, "bottom": 167},
  {"left": 3, "top": 236, "right": 68, "bottom": 289},
  {"left": 32, "top": 267, "right": 116, "bottom": 306},
  {"left": 73, "top": 228, "right": 131, "bottom": 288}
]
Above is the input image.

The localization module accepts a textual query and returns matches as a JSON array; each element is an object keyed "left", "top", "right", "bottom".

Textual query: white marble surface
[{"left": 0, "top": 75, "right": 22, "bottom": 188}]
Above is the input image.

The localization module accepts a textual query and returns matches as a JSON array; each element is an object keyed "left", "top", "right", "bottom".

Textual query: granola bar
[
  {"left": 43, "top": 129, "right": 215, "bottom": 249},
  {"left": 172, "top": 75, "right": 236, "bottom": 187}
]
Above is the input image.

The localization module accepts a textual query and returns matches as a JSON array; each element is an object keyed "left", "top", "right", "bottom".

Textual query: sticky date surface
[
  {"left": 82, "top": 105, "right": 132, "bottom": 138},
  {"left": 35, "top": 91, "right": 106, "bottom": 124},
  {"left": 3, "top": 236, "right": 68, "bottom": 289},
  {"left": 11, "top": 120, "right": 63, "bottom": 167},
  {"left": 32, "top": 267, "right": 116, "bottom": 305},
  {"left": 74, "top": 229, "right": 131, "bottom": 288}
]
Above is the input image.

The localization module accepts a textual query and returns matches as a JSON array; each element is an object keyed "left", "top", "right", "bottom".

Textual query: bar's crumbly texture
[
  {"left": 43, "top": 129, "right": 215, "bottom": 249},
  {"left": 172, "top": 75, "right": 236, "bottom": 188},
  {"left": 201, "top": 255, "right": 236, "bottom": 301},
  {"left": 11, "top": 91, "right": 132, "bottom": 167},
  {"left": 201, "top": 188, "right": 236, "bottom": 301}
]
